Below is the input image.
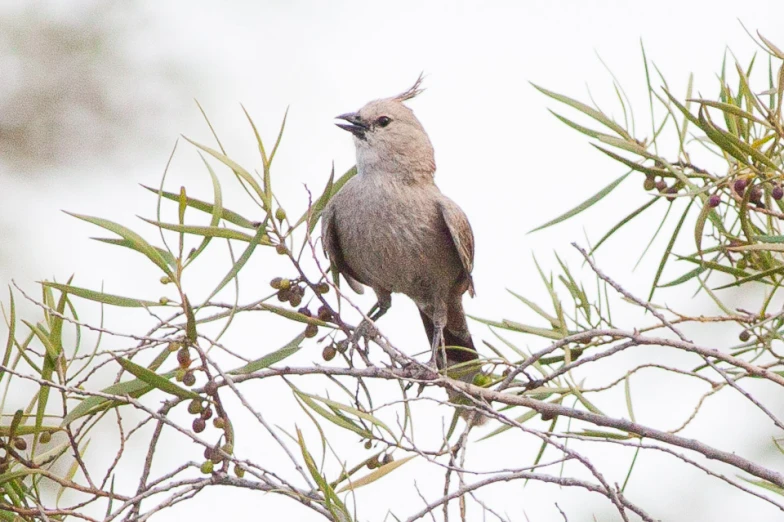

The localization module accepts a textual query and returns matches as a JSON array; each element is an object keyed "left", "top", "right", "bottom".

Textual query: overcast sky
[{"left": 3, "top": 1, "right": 784, "bottom": 521}]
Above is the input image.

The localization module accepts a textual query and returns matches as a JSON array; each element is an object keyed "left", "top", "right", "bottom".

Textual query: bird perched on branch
[{"left": 322, "top": 76, "right": 481, "bottom": 394}]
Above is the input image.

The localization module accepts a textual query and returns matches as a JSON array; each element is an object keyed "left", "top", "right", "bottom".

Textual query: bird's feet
[{"left": 347, "top": 319, "right": 379, "bottom": 360}]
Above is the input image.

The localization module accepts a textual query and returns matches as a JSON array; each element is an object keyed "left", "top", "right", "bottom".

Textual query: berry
[
  {"left": 234, "top": 464, "right": 245, "bottom": 478},
  {"left": 275, "top": 208, "right": 287, "bottom": 221},
  {"left": 276, "top": 244, "right": 288, "bottom": 255},
  {"left": 734, "top": 178, "right": 748, "bottom": 194},
  {"left": 655, "top": 180, "right": 667, "bottom": 192},
  {"left": 192, "top": 418, "right": 206, "bottom": 433},
  {"left": 643, "top": 177, "right": 656, "bottom": 191},
  {"left": 289, "top": 293, "right": 302, "bottom": 307},
  {"left": 270, "top": 277, "right": 283, "bottom": 289},
  {"left": 159, "top": 297, "right": 170, "bottom": 305},
  {"left": 201, "top": 406, "right": 213, "bottom": 420},
  {"left": 316, "top": 282, "right": 330, "bottom": 294},
  {"left": 177, "top": 347, "right": 191, "bottom": 368},
  {"left": 364, "top": 440, "right": 372, "bottom": 450},
  {"left": 317, "top": 305, "right": 332, "bottom": 321},
  {"left": 205, "top": 380, "right": 219, "bottom": 395},
  {"left": 182, "top": 371, "right": 196, "bottom": 387},
  {"left": 298, "top": 307, "right": 312, "bottom": 317},
  {"left": 200, "top": 460, "right": 214, "bottom": 474},
  {"left": 276, "top": 289, "right": 291, "bottom": 302},
  {"left": 213, "top": 417, "right": 226, "bottom": 429},
  {"left": 305, "top": 324, "right": 318, "bottom": 338},
  {"left": 13, "top": 437, "right": 27, "bottom": 451},
  {"left": 739, "top": 330, "right": 751, "bottom": 342},
  {"left": 382, "top": 454, "right": 394, "bottom": 465},
  {"left": 322, "top": 346, "right": 337, "bottom": 361},
  {"left": 708, "top": 195, "right": 720, "bottom": 208},
  {"left": 39, "top": 432, "right": 52, "bottom": 444},
  {"left": 188, "top": 400, "right": 203, "bottom": 415},
  {"left": 773, "top": 185, "right": 784, "bottom": 201}
]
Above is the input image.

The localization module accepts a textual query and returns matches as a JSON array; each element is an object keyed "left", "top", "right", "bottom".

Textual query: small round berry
[
  {"left": 270, "top": 277, "right": 283, "bottom": 289},
  {"left": 39, "top": 431, "right": 52, "bottom": 444},
  {"left": 276, "top": 289, "right": 291, "bottom": 302},
  {"left": 205, "top": 380, "right": 219, "bottom": 395},
  {"left": 200, "top": 460, "right": 214, "bottom": 474},
  {"left": 13, "top": 437, "right": 27, "bottom": 451},
  {"left": 275, "top": 208, "right": 287, "bottom": 221},
  {"left": 655, "top": 180, "right": 667, "bottom": 192},
  {"left": 643, "top": 177, "right": 656, "bottom": 191},
  {"left": 734, "top": 178, "right": 748, "bottom": 194},
  {"left": 201, "top": 406, "right": 213, "bottom": 420},
  {"left": 739, "top": 330, "right": 751, "bottom": 342},
  {"left": 278, "top": 278, "right": 291, "bottom": 291},
  {"left": 316, "top": 282, "right": 330, "bottom": 294},
  {"left": 317, "top": 305, "right": 332, "bottom": 321},
  {"left": 160, "top": 276, "right": 172, "bottom": 284},
  {"left": 234, "top": 464, "right": 245, "bottom": 478},
  {"left": 289, "top": 294, "right": 302, "bottom": 307},
  {"left": 222, "top": 443, "right": 234, "bottom": 455},
  {"left": 298, "top": 307, "right": 312, "bottom": 317},
  {"left": 182, "top": 371, "right": 196, "bottom": 387},
  {"left": 708, "top": 194, "right": 720, "bottom": 207},
  {"left": 382, "top": 453, "right": 394, "bottom": 465},
  {"left": 177, "top": 347, "right": 191, "bottom": 368},
  {"left": 367, "top": 459, "right": 379, "bottom": 470},
  {"left": 773, "top": 185, "right": 784, "bottom": 200},
  {"left": 192, "top": 418, "right": 206, "bottom": 433},
  {"left": 276, "top": 244, "right": 288, "bottom": 255},
  {"left": 305, "top": 324, "right": 319, "bottom": 338},
  {"left": 322, "top": 345, "right": 337, "bottom": 361},
  {"left": 188, "top": 399, "right": 203, "bottom": 415},
  {"left": 213, "top": 417, "right": 226, "bottom": 429},
  {"left": 159, "top": 297, "right": 170, "bottom": 305},
  {"left": 364, "top": 440, "right": 372, "bottom": 450},
  {"left": 175, "top": 368, "right": 187, "bottom": 382}
]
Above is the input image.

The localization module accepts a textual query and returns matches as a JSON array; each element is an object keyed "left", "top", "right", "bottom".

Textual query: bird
[{"left": 321, "top": 76, "right": 480, "bottom": 389}]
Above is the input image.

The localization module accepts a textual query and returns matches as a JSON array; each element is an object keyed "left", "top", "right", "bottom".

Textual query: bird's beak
[{"left": 335, "top": 112, "right": 368, "bottom": 138}]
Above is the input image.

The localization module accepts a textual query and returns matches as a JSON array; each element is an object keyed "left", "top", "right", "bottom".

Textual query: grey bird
[{"left": 322, "top": 78, "right": 479, "bottom": 381}]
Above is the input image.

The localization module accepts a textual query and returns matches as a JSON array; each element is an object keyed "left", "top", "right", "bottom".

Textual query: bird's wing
[
  {"left": 321, "top": 205, "right": 365, "bottom": 295},
  {"left": 438, "top": 198, "right": 475, "bottom": 297}
]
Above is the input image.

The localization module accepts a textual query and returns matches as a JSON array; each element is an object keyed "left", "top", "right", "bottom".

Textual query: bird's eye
[{"left": 376, "top": 116, "right": 392, "bottom": 127}]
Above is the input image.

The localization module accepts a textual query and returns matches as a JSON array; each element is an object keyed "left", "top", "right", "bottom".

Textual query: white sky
[{"left": 3, "top": 1, "right": 784, "bottom": 521}]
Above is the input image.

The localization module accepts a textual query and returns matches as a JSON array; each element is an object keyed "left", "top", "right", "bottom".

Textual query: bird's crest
[{"left": 392, "top": 73, "right": 426, "bottom": 102}]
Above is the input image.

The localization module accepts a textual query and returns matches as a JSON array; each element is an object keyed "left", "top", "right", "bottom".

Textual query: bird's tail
[{"left": 419, "top": 303, "right": 487, "bottom": 425}]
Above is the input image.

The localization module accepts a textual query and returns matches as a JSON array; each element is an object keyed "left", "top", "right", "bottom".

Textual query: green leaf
[
  {"left": 469, "top": 316, "right": 568, "bottom": 340},
  {"left": 41, "top": 282, "right": 163, "bottom": 308},
  {"left": 141, "top": 185, "right": 255, "bottom": 229},
  {"left": 1, "top": 289, "right": 16, "bottom": 383},
  {"left": 185, "top": 152, "right": 226, "bottom": 264},
  {"left": 741, "top": 477, "right": 784, "bottom": 497},
  {"left": 184, "top": 296, "right": 197, "bottom": 344},
  {"left": 66, "top": 213, "right": 174, "bottom": 278},
  {"left": 203, "top": 225, "right": 267, "bottom": 304},
  {"left": 115, "top": 357, "right": 199, "bottom": 400},
  {"left": 531, "top": 83, "right": 631, "bottom": 139},
  {"left": 182, "top": 137, "right": 267, "bottom": 207},
  {"left": 712, "top": 265, "right": 784, "bottom": 290},
  {"left": 336, "top": 455, "right": 416, "bottom": 493},
  {"left": 658, "top": 266, "right": 707, "bottom": 287},
  {"left": 529, "top": 172, "right": 630, "bottom": 232},
  {"left": 139, "top": 219, "right": 256, "bottom": 242},
  {"left": 294, "top": 392, "right": 373, "bottom": 439},
  {"left": 258, "top": 304, "right": 330, "bottom": 327},
  {"left": 92, "top": 238, "right": 177, "bottom": 268},
  {"left": 296, "top": 427, "right": 350, "bottom": 520},
  {"left": 229, "top": 333, "right": 304, "bottom": 375}
]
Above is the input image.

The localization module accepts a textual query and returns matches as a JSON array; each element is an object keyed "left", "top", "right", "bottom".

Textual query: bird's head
[{"left": 336, "top": 75, "right": 435, "bottom": 179}]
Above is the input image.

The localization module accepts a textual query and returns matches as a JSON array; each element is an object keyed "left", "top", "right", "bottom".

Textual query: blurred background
[{"left": 2, "top": 1, "right": 784, "bottom": 520}]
